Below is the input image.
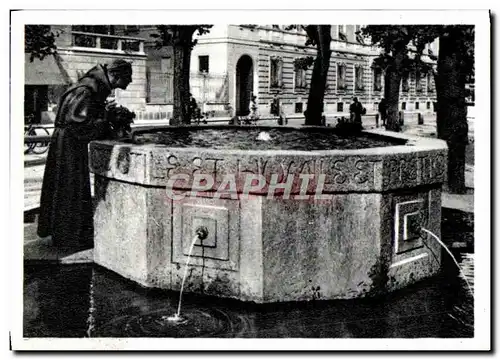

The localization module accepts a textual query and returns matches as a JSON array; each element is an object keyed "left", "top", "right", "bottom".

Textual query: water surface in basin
[
  {"left": 23, "top": 252, "right": 473, "bottom": 338},
  {"left": 133, "top": 128, "right": 404, "bottom": 151}
]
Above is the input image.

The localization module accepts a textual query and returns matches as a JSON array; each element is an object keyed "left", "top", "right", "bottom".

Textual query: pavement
[{"left": 22, "top": 115, "right": 474, "bottom": 263}]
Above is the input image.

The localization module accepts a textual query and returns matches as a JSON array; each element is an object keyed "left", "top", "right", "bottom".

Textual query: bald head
[
  {"left": 107, "top": 59, "right": 133, "bottom": 90},
  {"left": 108, "top": 59, "right": 132, "bottom": 76}
]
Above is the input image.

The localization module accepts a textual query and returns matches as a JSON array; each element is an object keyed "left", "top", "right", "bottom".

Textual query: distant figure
[
  {"left": 37, "top": 59, "right": 133, "bottom": 249},
  {"left": 270, "top": 94, "right": 280, "bottom": 117},
  {"left": 187, "top": 93, "right": 199, "bottom": 122},
  {"left": 378, "top": 98, "right": 388, "bottom": 127},
  {"left": 349, "top": 97, "right": 366, "bottom": 125}
]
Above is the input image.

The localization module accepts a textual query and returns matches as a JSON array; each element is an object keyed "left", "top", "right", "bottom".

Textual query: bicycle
[{"left": 24, "top": 115, "right": 51, "bottom": 155}]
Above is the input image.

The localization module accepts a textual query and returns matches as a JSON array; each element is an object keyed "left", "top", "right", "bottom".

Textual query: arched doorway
[{"left": 236, "top": 55, "right": 253, "bottom": 116}]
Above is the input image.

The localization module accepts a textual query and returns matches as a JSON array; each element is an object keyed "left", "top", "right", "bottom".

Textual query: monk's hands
[{"left": 105, "top": 98, "right": 117, "bottom": 111}]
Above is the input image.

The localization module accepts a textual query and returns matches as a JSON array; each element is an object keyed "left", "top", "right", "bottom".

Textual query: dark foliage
[{"left": 25, "top": 25, "right": 60, "bottom": 62}]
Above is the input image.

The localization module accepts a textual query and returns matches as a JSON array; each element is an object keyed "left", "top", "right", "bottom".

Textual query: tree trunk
[
  {"left": 171, "top": 43, "right": 192, "bottom": 126},
  {"left": 384, "top": 51, "right": 405, "bottom": 132},
  {"left": 435, "top": 31, "right": 469, "bottom": 194},
  {"left": 181, "top": 45, "right": 192, "bottom": 125},
  {"left": 305, "top": 26, "right": 331, "bottom": 126},
  {"left": 171, "top": 45, "right": 184, "bottom": 126},
  {"left": 53, "top": 53, "right": 72, "bottom": 85}
]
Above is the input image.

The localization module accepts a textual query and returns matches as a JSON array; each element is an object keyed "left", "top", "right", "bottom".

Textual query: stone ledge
[
  {"left": 24, "top": 238, "right": 93, "bottom": 264},
  {"left": 89, "top": 127, "right": 447, "bottom": 193},
  {"left": 442, "top": 193, "right": 474, "bottom": 214}
]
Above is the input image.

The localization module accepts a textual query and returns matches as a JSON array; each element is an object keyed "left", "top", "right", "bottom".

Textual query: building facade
[
  {"left": 24, "top": 24, "right": 437, "bottom": 123},
  {"left": 190, "top": 25, "right": 438, "bottom": 117}
]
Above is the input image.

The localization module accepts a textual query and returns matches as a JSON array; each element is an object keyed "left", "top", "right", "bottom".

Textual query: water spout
[
  {"left": 166, "top": 226, "right": 209, "bottom": 323},
  {"left": 421, "top": 227, "right": 474, "bottom": 297}
]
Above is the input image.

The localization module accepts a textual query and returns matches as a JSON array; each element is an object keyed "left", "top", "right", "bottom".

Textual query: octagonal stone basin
[{"left": 89, "top": 126, "right": 448, "bottom": 303}]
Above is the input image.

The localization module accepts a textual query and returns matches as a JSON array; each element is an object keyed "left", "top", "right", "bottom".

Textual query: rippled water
[
  {"left": 23, "top": 252, "right": 473, "bottom": 338},
  {"left": 23, "top": 207, "right": 474, "bottom": 338},
  {"left": 133, "top": 128, "right": 403, "bottom": 151}
]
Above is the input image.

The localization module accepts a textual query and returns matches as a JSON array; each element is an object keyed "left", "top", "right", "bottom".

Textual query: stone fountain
[{"left": 89, "top": 126, "right": 447, "bottom": 303}]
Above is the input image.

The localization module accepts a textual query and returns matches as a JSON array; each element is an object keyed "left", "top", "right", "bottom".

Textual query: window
[
  {"left": 124, "top": 25, "right": 139, "bottom": 35},
  {"left": 373, "top": 67, "right": 382, "bottom": 92},
  {"left": 161, "top": 58, "right": 171, "bottom": 71},
  {"left": 401, "top": 102, "right": 406, "bottom": 110},
  {"left": 338, "top": 25, "right": 347, "bottom": 41},
  {"left": 337, "top": 63, "right": 346, "bottom": 90},
  {"left": 337, "top": 102, "right": 344, "bottom": 112},
  {"left": 295, "top": 102, "right": 303, "bottom": 113},
  {"left": 72, "top": 25, "right": 116, "bottom": 48},
  {"left": 427, "top": 72, "right": 434, "bottom": 93},
  {"left": 415, "top": 102, "right": 419, "bottom": 110},
  {"left": 71, "top": 25, "right": 141, "bottom": 51},
  {"left": 270, "top": 56, "right": 284, "bottom": 88},
  {"left": 199, "top": 56, "right": 209, "bottom": 73},
  {"left": 402, "top": 73, "right": 409, "bottom": 92},
  {"left": 294, "top": 67, "right": 307, "bottom": 89},
  {"left": 146, "top": 57, "right": 173, "bottom": 104},
  {"left": 355, "top": 65, "right": 365, "bottom": 91},
  {"left": 122, "top": 40, "right": 140, "bottom": 52},
  {"left": 415, "top": 72, "right": 423, "bottom": 92},
  {"left": 72, "top": 25, "right": 115, "bottom": 35},
  {"left": 293, "top": 57, "right": 312, "bottom": 90},
  {"left": 426, "top": 101, "right": 431, "bottom": 110}
]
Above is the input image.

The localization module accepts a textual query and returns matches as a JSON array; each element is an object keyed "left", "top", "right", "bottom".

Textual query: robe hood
[{"left": 78, "top": 64, "right": 113, "bottom": 100}]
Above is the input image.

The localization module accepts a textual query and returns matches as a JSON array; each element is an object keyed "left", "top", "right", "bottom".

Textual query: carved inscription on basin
[{"left": 149, "top": 152, "right": 446, "bottom": 192}]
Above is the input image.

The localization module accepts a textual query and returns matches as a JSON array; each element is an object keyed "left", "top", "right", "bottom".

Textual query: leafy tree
[
  {"left": 293, "top": 56, "right": 315, "bottom": 70},
  {"left": 24, "top": 26, "right": 73, "bottom": 85},
  {"left": 286, "top": 25, "right": 332, "bottom": 125},
  {"left": 152, "top": 25, "right": 212, "bottom": 125},
  {"left": 360, "top": 26, "right": 427, "bottom": 131},
  {"left": 25, "top": 25, "right": 60, "bottom": 62},
  {"left": 361, "top": 25, "right": 474, "bottom": 193},
  {"left": 389, "top": 25, "right": 474, "bottom": 193}
]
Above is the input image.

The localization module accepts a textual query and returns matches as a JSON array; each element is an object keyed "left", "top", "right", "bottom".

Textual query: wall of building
[
  {"left": 248, "top": 25, "right": 437, "bottom": 117},
  {"left": 144, "top": 45, "right": 173, "bottom": 104},
  {"left": 24, "top": 25, "right": 149, "bottom": 122},
  {"left": 191, "top": 42, "right": 229, "bottom": 75},
  {"left": 251, "top": 26, "right": 379, "bottom": 116},
  {"left": 24, "top": 24, "right": 438, "bottom": 122}
]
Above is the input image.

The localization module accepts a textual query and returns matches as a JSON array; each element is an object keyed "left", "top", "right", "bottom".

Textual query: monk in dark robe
[{"left": 37, "top": 59, "right": 133, "bottom": 249}]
